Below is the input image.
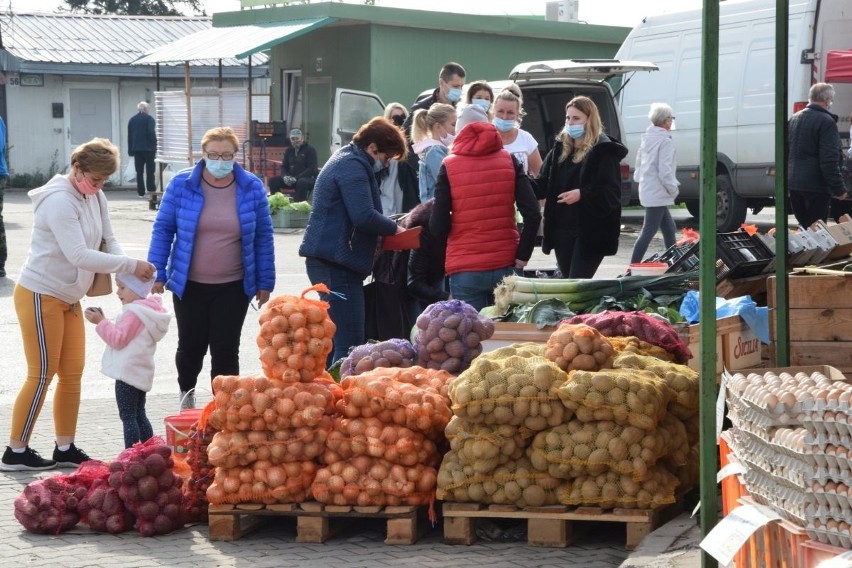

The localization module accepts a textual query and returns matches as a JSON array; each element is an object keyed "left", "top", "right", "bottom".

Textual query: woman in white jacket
[{"left": 630, "top": 103, "right": 680, "bottom": 264}]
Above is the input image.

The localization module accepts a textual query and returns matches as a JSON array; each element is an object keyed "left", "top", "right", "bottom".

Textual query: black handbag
[{"left": 364, "top": 248, "right": 412, "bottom": 341}]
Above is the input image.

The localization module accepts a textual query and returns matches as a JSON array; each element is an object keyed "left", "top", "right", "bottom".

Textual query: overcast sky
[{"left": 16, "top": 0, "right": 716, "bottom": 28}]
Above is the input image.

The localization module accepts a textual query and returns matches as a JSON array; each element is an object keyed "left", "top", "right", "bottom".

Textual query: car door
[{"left": 331, "top": 89, "right": 386, "bottom": 156}]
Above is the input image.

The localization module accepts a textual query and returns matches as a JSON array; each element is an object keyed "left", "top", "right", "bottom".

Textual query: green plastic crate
[{"left": 272, "top": 209, "right": 310, "bottom": 228}]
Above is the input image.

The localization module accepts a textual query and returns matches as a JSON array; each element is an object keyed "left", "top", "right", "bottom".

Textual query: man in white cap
[
  {"left": 268, "top": 128, "right": 319, "bottom": 202},
  {"left": 429, "top": 104, "right": 541, "bottom": 311}
]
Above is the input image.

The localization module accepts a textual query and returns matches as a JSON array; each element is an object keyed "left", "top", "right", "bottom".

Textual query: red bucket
[{"left": 164, "top": 409, "right": 203, "bottom": 460}]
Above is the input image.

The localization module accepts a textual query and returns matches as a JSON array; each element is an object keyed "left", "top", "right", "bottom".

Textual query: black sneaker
[
  {"left": 52, "top": 443, "right": 91, "bottom": 468},
  {"left": 0, "top": 446, "right": 56, "bottom": 471}
]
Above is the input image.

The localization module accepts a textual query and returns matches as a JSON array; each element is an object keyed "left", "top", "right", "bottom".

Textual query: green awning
[{"left": 132, "top": 17, "right": 334, "bottom": 65}]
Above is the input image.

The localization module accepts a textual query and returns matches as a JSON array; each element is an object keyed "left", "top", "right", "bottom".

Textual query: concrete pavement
[{"left": 0, "top": 188, "right": 702, "bottom": 567}]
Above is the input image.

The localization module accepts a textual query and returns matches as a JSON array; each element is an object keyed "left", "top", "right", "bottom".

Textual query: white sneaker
[{"left": 179, "top": 390, "right": 195, "bottom": 411}]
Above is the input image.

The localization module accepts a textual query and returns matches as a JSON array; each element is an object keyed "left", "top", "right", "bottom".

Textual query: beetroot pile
[{"left": 13, "top": 437, "right": 185, "bottom": 536}]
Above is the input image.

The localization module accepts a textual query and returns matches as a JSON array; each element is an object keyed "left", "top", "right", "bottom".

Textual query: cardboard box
[
  {"left": 687, "top": 315, "right": 745, "bottom": 373},
  {"left": 722, "top": 323, "right": 762, "bottom": 370},
  {"left": 824, "top": 219, "right": 852, "bottom": 260}
]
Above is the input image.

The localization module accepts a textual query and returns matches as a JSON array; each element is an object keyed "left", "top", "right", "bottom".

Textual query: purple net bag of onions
[{"left": 414, "top": 300, "right": 495, "bottom": 374}]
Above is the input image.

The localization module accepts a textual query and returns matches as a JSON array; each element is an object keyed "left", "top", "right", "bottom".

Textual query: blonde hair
[
  {"left": 494, "top": 88, "right": 525, "bottom": 126},
  {"left": 411, "top": 103, "right": 456, "bottom": 144},
  {"left": 383, "top": 102, "right": 408, "bottom": 120},
  {"left": 559, "top": 96, "right": 603, "bottom": 164},
  {"left": 71, "top": 138, "right": 120, "bottom": 177},
  {"left": 201, "top": 127, "right": 240, "bottom": 153}
]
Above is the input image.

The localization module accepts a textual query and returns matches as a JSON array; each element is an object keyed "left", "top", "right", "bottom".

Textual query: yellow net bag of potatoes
[
  {"left": 545, "top": 324, "right": 616, "bottom": 372},
  {"left": 613, "top": 352, "right": 699, "bottom": 419},
  {"left": 608, "top": 336, "right": 677, "bottom": 362},
  {"left": 557, "top": 465, "right": 680, "bottom": 510},
  {"left": 445, "top": 416, "right": 531, "bottom": 475},
  {"left": 449, "top": 355, "right": 569, "bottom": 432},
  {"left": 486, "top": 342, "right": 547, "bottom": 360},
  {"left": 557, "top": 368, "right": 670, "bottom": 431},
  {"left": 437, "top": 453, "right": 560, "bottom": 508},
  {"left": 527, "top": 420, "right": 667, "bottom": 481}
]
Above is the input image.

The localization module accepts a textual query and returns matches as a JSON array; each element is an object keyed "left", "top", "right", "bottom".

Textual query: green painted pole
[
  {"left": 775, "top": 0, "right": 791, "bottom": 365},
  {"left": 699, "top": 1, "right": 719, "bottom": 566}
]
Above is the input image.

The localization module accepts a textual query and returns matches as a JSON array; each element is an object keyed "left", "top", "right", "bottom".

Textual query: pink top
[
  {"left": 188, "top": 179, "right": 243, "bottom": 284},
  {"left": 96, "top": 309, "right": 144, "bottom": 349}
]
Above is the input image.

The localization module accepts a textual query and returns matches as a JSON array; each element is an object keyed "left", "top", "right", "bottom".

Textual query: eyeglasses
[{"left": 206, "top": 152, "right": 235, "bottom": 161}]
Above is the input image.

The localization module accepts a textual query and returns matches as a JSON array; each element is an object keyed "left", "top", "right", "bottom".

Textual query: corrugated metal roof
[
  {"left": 1, "top": 12, "right": 265, "bottom": 67},
  {"left": 133, "top": 18, "right": 333, "bottom": 64}
]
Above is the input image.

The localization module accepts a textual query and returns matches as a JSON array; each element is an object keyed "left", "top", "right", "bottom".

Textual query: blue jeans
[
  {"left": 115, "top": 381, "right": 152, "bottom": 449},
  {"left": 305, "top": 257, "right": 365, "bottom": 366},
  {"left": 449, "top": 267, "right": 515, "bottom": 312}
]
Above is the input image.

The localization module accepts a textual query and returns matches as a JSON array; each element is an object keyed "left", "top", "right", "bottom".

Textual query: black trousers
[
  {"left": 552, "top": 229, "right": 604, "bottom": 279},
  {"left": 172, "top": 280, "right": 250, "bottom": 392},
  {"left": 134, "top": 151, "right": 156, "bottom": 195},
  {"left": 790, "top": 191, "right": 831, "bottom": 228},
  {"left": 268, "top": 175, "right": 315, "bottom": 202}
]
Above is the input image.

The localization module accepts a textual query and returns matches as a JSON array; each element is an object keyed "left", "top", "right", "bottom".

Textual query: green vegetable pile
[{"left": 268, "top": 194, "right": 312, "bottom": 214}]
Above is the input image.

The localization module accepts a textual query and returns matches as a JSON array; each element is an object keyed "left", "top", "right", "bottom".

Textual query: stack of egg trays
[
  {"left": 741, "top": 466, "right": 809, "bottom": 527},
  {"left": 731, "top": 426, "right": 811, "bottom": 490}
]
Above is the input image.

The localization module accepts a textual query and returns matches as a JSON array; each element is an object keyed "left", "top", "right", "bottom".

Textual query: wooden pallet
[
  {"left": 441, "top": 500, "right": 684, "bottom": 550},
  {"left": 208, "top": 501, "right": 427, "bottom": 544}
]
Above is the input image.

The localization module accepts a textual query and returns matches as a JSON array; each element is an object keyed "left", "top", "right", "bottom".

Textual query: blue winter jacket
[
  {"left": 299, "top": 143, "right": 398, "bottom": 278},
  {"left": 147, "top": 161, "right": 276, "bottom": 300}
]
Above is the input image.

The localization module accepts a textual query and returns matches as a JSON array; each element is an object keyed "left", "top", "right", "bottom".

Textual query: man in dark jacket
[
  {"left": 788, "top": 82, "right": 848, "bottom": 227},
  {"left": 268, "top": 128, "right": 319, "bottom": 202},
  {"left": 127, "top": 101, "right": 157, "bottom": 198}
]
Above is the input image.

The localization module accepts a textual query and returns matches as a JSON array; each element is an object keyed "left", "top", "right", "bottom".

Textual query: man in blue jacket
[
  {"left": 128, "top": 101, "right": 157, "bottom": 198},
  {"left": 788, "top": 83, "right": 848, "bottom": 227}
]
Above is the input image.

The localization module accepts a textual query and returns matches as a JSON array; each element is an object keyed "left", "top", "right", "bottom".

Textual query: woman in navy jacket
[
  {"left": 299, "top": 117, "right": 407, "bottom": 365},
  {"left": 148, "top": 127, "right": 275, "bottom": 409}
]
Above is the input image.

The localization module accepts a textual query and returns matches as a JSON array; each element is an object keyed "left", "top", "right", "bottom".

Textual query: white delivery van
[{"left": 615, "top": 0, "right": 852, "bottom": 232}]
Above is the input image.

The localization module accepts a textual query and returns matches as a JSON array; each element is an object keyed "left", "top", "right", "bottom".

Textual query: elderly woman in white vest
[{"left": 630, "top": 102, "right": 680, "bottom": 265}]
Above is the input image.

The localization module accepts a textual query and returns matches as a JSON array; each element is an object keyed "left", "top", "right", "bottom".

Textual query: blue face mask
[
  {"left": 447, "top": 87, "right": 463, "bottom": 103},
  {"left": 493, "top": 118, "right": 516, "bottom": 132},
  {"left": 565, "top": 124, "right": 586, "bottom": 139},
  {"left": 472, "top": 99, "right": 491, "bottom": 112},
  {"left": 373, "top": 159, "right": 385, "bottom": 173},
  {"left": 205, "top": 159, "right": 235, "bottom": 179}
]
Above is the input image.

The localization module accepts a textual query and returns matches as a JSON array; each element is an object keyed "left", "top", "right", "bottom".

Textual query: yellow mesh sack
[
  {"left": 608, "top": 336, "right": 677, "bottom": 362},
  {"left": 527, "top": 420, "right": 667, "bottom": 481},
  {"left": 557, "top": 368, "right": 670, "bottom": 431},
  {"left": 322, "top": 416, "right": 440, "bottom": 467},
  {"left": 449, "top": 355, "right": 570, "bottom": 431},
  {"left": 486, "top": 342, "right": 547, "bottom": 360},
  {"left": 206, "top": 419, "right": 331, "bottom": 468},
  {"left": 545, "top": 324, "right": 616, "bottom": 372},
  {"left": 613, "top": 352, "right": 699, "bottom": 419},
  {"left": 671, "top": 444, "right": 700, "bottom": 489},
  {"left": 557, "top": 465, "right": 680, "bottom": 510},
  {"left": 437, "top": 453, "right": 561, "bottom": 508},
  {"left": 445, "top": 416, "right": 531, "bottom": 475},
  {"left": 658, "top": 415, "right": 690, "bottom": 467}
]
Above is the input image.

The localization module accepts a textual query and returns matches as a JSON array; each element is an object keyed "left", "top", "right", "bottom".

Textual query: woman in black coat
[
  {"left": 403, "top": 199, "right": 448, "bottom": 316},
  {"left": 536, "top": 96, "right": 628, "bottom": 278}
]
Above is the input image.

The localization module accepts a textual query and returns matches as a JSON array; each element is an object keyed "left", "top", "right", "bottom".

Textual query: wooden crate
[
  {"left": 732, "top": 497, "right": 808, "bottom": 568},
  {"left": 687, "top": 315, "right": 760, "bottom": 373},
  {"left": 801, "top": 539, "right": 852, "bottom": 567},
  {"left": 208, "top": 501, "right": 427, "bottom": 544},
  {"left": 441, "top": 499, "right": 684, "bottom": 550},
  {"left": 767, "top": 275, "right": 852, "bottom": 372}
]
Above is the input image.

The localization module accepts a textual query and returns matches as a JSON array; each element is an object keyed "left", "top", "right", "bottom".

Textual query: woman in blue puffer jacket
[
  {"left": 299, "top": 117, "right": 407, "bottom": 366},
  {"left": 148, "top": 127, "right": 275, "bottom": 409}
]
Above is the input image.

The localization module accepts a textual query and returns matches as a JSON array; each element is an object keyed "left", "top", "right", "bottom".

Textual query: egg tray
[
  {"left": 805, "top": 523, "right": 852, "bottom": 549},
  {"left": 805, "top": 430, "right": 852, "bottom": 452},
  {"left": 728, "top": 406, "right": 785, "bottom": 442},
  {"left": 743, "top": 468, "right": 809, "bottom": 527},
  {"left": 807, "top": 447, "right": 852, "bottom": 481},
  {"left": 802, "top": 388, "right": 852, "bottom": 413},
  {"left": 739, "top": 451, "right": 810, "bottom": 492},
  {"left": 735, "top": 425, "right": 808, "bottom": 460},
  {"left": 726, "top": 370, "right": 838, "bottom": 425},
  {"left": 810, "top": 495, "right": 852, "bottom": 523},
  {"left": 803, "top": 411, "right": 852, "bottom": 442}
]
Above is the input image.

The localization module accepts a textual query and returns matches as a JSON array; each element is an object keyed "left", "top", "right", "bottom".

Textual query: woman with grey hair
[{"left": 630, "top": 102, "right": 680, "bottom": 265}]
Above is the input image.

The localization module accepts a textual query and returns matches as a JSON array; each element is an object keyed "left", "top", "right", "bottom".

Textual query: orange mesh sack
[
  {"left": 557, "top": 368, "right": 670, "bottom": 431},
  {"left": 206, "top": 461, "right": 317, "bottom": 505},
  {"left": 209, "top": 375, "right": 335, "bottom": 432},
  {"left": 449, "top": 354, "right": 569, "bottom": 432},
  {"left": 207, "top": 418, "right": 332, "bottom": 468},
  {"left": 256, "top": 285, "right": 336, "bottom": 382},
  {"left": 545, "top": 324, "right": 616, "bottom": 372},
  {"left": 608, "top": 336, "right": 677, "bottom": 362},
  {"left": 613, "top": 352, "right": 699, "bottom": 420},
  {"left": 557, "top": 465, "right": 680, "bottom": 510},
  {"left": 311, "top": 456, "right": 436, "bottom": 506},
  {"left": 436, "top": 453, "right": 560, "bottom": 508},
  {"left": 445, "top": 416, "right": 530, "bottom": 475},
  {"left": 323, "top": 417, "right": 440, "bottom": 467},
  {"left": 336, "top": 366, "right": 452, "bottom": 439},
  {"left": 527, "top": 420, "right": 667, "bottom": 481}
]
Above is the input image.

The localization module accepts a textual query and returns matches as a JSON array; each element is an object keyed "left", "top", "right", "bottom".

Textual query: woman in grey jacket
[{"left": 630, "top": 103, "right": 680, "bottom": 265}]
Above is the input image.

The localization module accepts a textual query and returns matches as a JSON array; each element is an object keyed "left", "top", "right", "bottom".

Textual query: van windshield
[{"left": 521, "top": 87, "right": 621, "bottom": 155}]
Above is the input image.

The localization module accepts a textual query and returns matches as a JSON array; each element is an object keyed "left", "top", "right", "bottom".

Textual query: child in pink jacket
[{"left": 85, "top": 274, "right": 171, "bottom": 448}]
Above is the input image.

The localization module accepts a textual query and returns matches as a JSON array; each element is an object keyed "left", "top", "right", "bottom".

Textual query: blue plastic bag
[{"left": 679, "top": 291, "right": 769, "bottom": 344}]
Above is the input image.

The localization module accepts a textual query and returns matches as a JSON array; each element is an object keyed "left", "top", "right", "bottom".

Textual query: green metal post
[
  {"left": 775, "top": 0, "right": 790, "bottom": 365},
  {"left": 699, "top": 1, "right": 720, "bottom": 567}
]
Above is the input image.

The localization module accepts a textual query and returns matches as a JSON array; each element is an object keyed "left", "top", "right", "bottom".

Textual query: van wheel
[
  {"left": 685, "top": 200, "right": 699, "bottom": 218},
  {"left": 716, "top": 174, "right": 747, "bottom": 233}
]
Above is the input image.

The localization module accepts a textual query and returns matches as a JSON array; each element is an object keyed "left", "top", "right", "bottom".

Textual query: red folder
[{"left": 382, "top": 226, "right": 422, "bottom": 251}]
